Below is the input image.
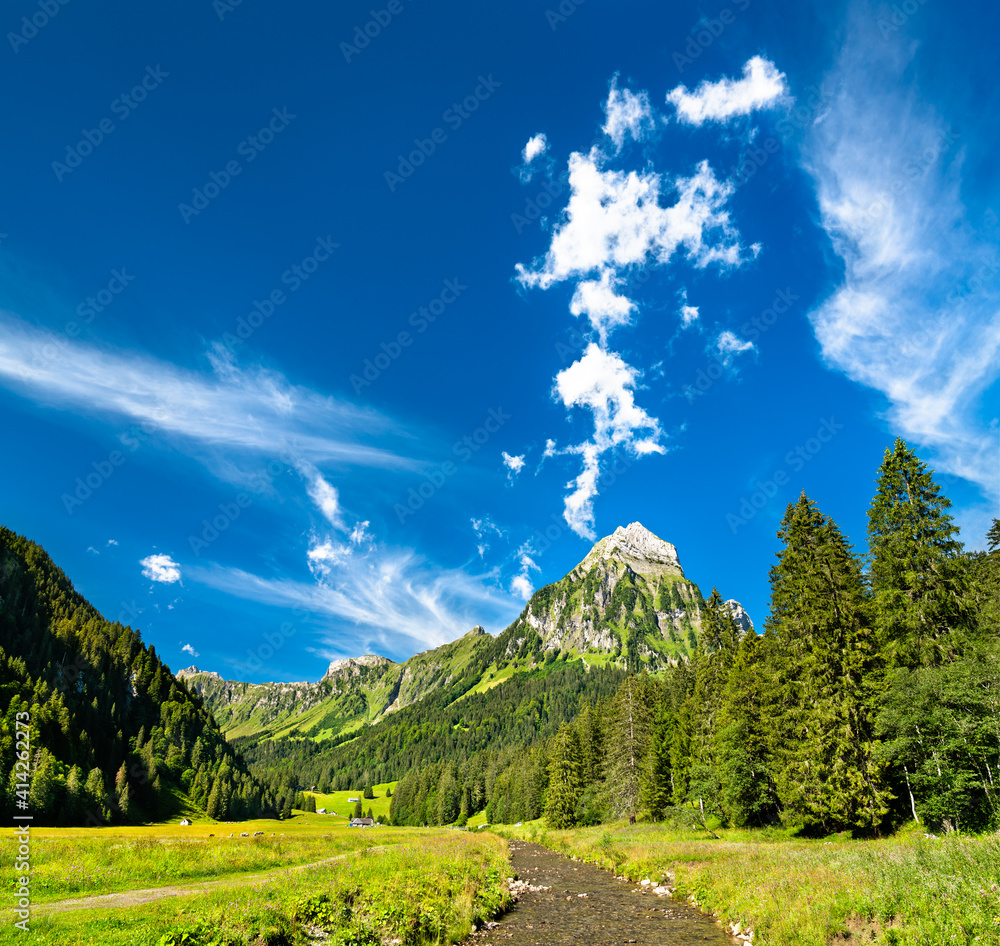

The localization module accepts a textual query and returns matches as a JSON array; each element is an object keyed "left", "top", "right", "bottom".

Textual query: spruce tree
[
  {"left": 545, "top": 723, "right": 583, "bottom": 828},
  {"left": 606, "top": 676, "right": 653, "bottom": 821},
  {"left": 765, "top": 493, "right": 889, "bottom": 833},
  {"left": 867, "top": 439, "right": 968, "bottom": 667}
]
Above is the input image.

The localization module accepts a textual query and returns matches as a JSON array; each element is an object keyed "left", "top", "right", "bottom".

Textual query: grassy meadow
[
  {"left": 503, "top": 819, "right": 1000, "bottom": 945},
  {"left": 0, "top": 818, "right": 508, "bottom": 946},
  {"left": 303, "top": 782, "right": 395, "bottom": 823}
]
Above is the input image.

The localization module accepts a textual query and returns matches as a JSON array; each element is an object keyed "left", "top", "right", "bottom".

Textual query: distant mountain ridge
[{"left": 185, "top": 522, "right": 753, "bottom": 745}]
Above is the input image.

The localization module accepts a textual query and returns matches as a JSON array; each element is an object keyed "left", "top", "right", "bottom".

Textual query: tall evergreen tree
[
  {"left": 765, "top": 493, "right": 889, "bottom": 834},
  {"left": 867, "top": 439, "right": 968, "bottom": 667},
  {"left": 606, "top": 676, "right": 653, "bottom": 821},
  {"left": 544, "top": 724, "right": 583, "bottom": 828}
]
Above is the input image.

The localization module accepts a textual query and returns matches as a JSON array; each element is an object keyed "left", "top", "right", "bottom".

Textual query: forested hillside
[
  {"left": 0, "top": 528, "right": 272, "bottom": 825},
  {"left": 387, "top": 441, "right": 1000, "bottom": 834}
]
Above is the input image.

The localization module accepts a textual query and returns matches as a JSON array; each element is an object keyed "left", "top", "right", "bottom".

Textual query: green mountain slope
[{"left": 0, "top": 527, "right": 268, "bottom": 825}]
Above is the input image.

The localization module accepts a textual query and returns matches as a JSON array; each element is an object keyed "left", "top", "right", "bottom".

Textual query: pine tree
[
  {"left": 640, "top": 703, "right": 672, "bottom": 821},
  {"left": 353, "top": 798, "right": 363, "bottom": 819},
  {"left": 545, "top": 724, "right": 584, "bottom": 828},
  {"left": 868, "top": 439, "right": 968, "bottom": 668},
  {"left": 765, "top": 493, "right": 889, "bottom": 834},
  {"left": 83, "top": 767, "right": 110, "bottom": 824}
]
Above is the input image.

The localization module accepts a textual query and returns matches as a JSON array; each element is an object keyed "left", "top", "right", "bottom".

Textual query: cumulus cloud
[
  {"left": 181, "top": 643, "right": 199, "bottom": 658},
  {"left": 141, "top": 553, "right": 182, "bottom": 584},
  {"left": 715, "top": 330, "right": 756, "bottom": 365},
  {"left": 804, "top": 16, "right": 1000, "bottom": 506},
  {"left": 516, "top": 67, "right": 766, "bottom": 537},
  {"left": 603, "top": 79, "right": 656, "bottom": 153},
  {"left": 677, "top": 288, "right": 700, "bottom": 328},
  {"left": 516, "top": 151, "right": 746, "bottom": 293},
  {"left": 552, "top": 345, "right": 665, "bottom": 537},
  {"left": 667, "top": 55, "right": 789, "bottom": 126},
  {"left": 523, "top": 133, "right": 548, "bottom": 165},
  {"left": 510, "top": 549, "right": 541, "bottom": 601},
  {"left": 502, "top": 451, "right": 526, "bottom": 479},
  {"left": 306, "top": 539, "right": 349, "bottom": 579},
  {"left": 107, "top": 538, "right": 118, "bottom": 546}
]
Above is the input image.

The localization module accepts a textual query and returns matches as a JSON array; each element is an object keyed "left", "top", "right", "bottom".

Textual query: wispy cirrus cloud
[
  {"left": 803, "top": 12, "right": 1000, "bottom": 507},
  {"left": 188, "top": 548, "right": 519, "bottom": 661},
  {"left": 0, "top": 320, "right": 411, "bottom": 474}
]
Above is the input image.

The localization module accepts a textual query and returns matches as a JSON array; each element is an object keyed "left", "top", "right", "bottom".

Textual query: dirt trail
[
  {"left": 467, "top": 840, "right": 737, "bottom": 946},
  {"left": 32, "top": 847, "right": 384, "bottom": 916}
]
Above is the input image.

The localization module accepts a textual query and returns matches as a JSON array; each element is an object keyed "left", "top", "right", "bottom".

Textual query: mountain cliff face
[
  {"left": 187, "top": 522, "right": 752, "bottom": 742},
  {"left": 504, "top": 523, "right": 707, "bottom": 669}
]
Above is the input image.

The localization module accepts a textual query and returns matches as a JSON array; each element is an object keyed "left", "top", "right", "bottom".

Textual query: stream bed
[{"left": 468, "top": 840, "right": 738, "bottom": 946}]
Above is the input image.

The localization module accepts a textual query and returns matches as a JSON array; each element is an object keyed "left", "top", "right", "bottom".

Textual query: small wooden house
[{"left": 349, "top": 817, "right": 375, "bottom": 828}]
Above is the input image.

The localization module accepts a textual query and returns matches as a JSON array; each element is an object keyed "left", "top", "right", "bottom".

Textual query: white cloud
[
  {"left": 667, "top": 55, "right": 789, "bottom": 126},
  {"left": 306, "top": 538, "right": 349, "bottom": 579},
  {"left": 300, "top": 463, "right": 341, "bottom": 527},
  {"left": 181, "top": 643, "right": 199, "bottom": 658},
  {"left": 87, "top": 546, "right": 99, "bottom": 555},
  {"left": 569, "top": 269, "right": 636, "bottom": 345},
  {"left": 603, "top": 79, "right": 656, "bottom": 153},
  {"left": 502, "top": 451, "right": 526, "bottom": 478},
  {"left": 510, "top": 575, "right": 534, "bottom": 601},
  {"left": 187, "top": 549, "right": 519, "bottom": 659},
  {"left": 522, "top": 133, "right": 548, "bottom": 165},
  {"left": 510, "top": 549, "right": 541, "bottom": 600},
  {"left": 471, "top": 516, "right": 505, "bottom": 557},
  {"left": 141, "top": 553, "right": 182, "bottom": 584},
  {"left": 0, "top": 324, "right": 413, "bottom": 482},
  {"left": 715, "top": 330, "right": 756, "bottom": 365},
  {"left": 107, "top": 538, "right": 118, "bottom": 546},
  {"left": 551, "top": 344, "right": 665, "bottom": 538},
  {"left": 804, "top": 17, "right": 1000, "bottom": 504},
  {"left": 677, "top": 288, "right": 700, "bottom": 328},
  {"left": 350, "top": 520, "right": 373, "bottom": 546},
  {"left": 516, "top": 150, "right": 746, "bottom": 294}
]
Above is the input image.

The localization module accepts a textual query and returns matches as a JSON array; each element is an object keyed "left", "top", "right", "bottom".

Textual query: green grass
[
  {"left": 304, "top": 783, "right": 396, "bottom": 823},
  {"left": 0, "top": 815, "right": 395, "bottom": 903},
  {"left": 502, "top": 820, "right": 1000, "bottom": 945},
  {"left": 0, "top": 826, "right": 509, "bottom": 945}
]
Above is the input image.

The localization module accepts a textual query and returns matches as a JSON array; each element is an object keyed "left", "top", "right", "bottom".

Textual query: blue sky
[{"left": 1, "top": 0, "right": 998, "bottom": 682}]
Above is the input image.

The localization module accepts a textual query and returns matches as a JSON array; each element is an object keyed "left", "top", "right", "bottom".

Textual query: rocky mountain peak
[
  {"left": 724, "top": 600, "right": 755, "bottom": 636},
  {"left": 322, "top": 654, "right": 395, "bottom": 681},
  {"left": 578, "top": 521, "right": 683, "bottom": 580},
  {"left": 177, "top": 666, "right": 222, "bottom": 681}
]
